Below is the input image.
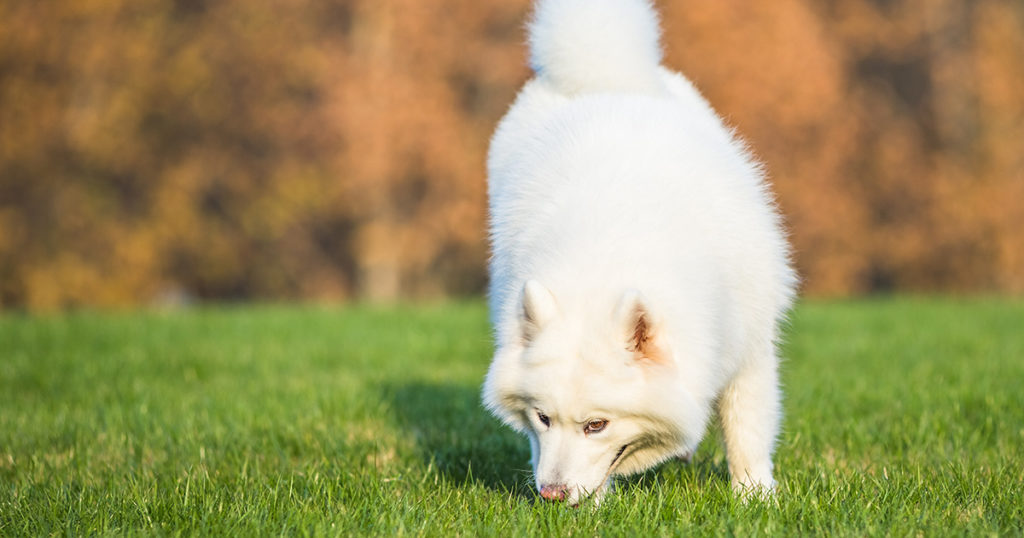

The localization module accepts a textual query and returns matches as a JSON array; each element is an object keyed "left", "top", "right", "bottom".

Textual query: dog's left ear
[
  {"left": 520, "top": 280, "right": 557, "bottom": 344},
  {"left": 614, "top": 290, "right": 668, "bottom": 364}
]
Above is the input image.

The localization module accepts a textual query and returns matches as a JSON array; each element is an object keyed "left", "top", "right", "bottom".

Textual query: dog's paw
[{"left": 732, "top": 475, "right": 777, "bottom": 502}]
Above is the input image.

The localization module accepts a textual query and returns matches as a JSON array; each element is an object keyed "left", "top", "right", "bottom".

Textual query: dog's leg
[{"left": 717, "top": 349, "right": 780, "bottom": 497}]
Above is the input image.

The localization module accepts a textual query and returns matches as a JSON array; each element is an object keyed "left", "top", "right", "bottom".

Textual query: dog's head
[{"left": 483, "top": 280, "right": 707, "bottom": 506}]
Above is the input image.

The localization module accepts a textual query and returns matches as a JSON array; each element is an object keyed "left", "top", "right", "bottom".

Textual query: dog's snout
[{"left": 539, "top": 484, "right": 568, "bottom": 501}]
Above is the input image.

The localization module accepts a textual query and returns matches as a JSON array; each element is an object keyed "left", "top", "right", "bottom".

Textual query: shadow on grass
[
  {"left": 616, "top": 454, "right": 732, "bottom": 497},
  {"left": 384, "top": 381, "right": 732, "bottom": 501},
  {"left": 384, "top": 381, "right": 535, "bottom": 499}
]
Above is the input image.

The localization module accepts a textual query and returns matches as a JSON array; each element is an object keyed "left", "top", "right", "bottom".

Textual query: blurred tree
[{"left": 0, "top": 0, "right": 1021, "bottom": 309}]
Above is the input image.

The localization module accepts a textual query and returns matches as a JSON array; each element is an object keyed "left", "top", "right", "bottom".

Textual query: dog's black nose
[{"left": 539, "top": 484, "right": 567, "bottom": 501}]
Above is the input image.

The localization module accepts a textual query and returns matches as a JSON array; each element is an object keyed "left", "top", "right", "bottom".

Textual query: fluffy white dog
[{"left": 482, "top": 0, "right": 797, "bottom": 506}]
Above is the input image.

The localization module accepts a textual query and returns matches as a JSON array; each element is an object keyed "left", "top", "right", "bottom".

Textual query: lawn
[{"left": 1, "top": 299, "right": 1022, "bottom": 535}]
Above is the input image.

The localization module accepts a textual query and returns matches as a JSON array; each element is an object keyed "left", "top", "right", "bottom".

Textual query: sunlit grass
[{"left": 1, "top": 298, "right": 1022, "bottom": 535}]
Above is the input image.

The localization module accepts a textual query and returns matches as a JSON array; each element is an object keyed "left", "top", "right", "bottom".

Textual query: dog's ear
[
  {"left": 615, "top": 289, "right": 668, "bottom": 364},
  {"left": 520, "top": 280, "right": 557, "bottom": 342}
]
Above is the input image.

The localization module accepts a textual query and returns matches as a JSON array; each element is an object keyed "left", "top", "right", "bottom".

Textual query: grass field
[{"left": 1, "top": 299, "right": 1022, "bottom": 535}]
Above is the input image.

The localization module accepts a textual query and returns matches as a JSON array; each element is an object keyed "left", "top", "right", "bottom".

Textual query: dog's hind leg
[{"left": 717, "top": 348, "right": 780, "bottom": 497}]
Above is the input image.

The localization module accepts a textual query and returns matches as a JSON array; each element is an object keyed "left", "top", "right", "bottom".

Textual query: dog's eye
[
  {"left": 584, "top": 420, "right": 608, "bottom": 434},
  {"left": 537, "top": 411, "right": 550, "bottom": 427}
]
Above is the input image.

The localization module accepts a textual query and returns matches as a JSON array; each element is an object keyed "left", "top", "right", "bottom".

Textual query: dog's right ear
[
  {"left": 614, "top": 289, "right": 669, "bottom": 365},
  {"left": 520, "top": 280, "right": 557, "bottom": 343}
]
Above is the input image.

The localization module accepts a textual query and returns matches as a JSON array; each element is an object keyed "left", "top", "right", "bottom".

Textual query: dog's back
[{"left": 488, "top": 0, "right": 795, "bottom": 350}]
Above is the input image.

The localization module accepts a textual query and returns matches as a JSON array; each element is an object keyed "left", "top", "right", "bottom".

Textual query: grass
[{"left": 1, "top": 298, "right": 1022, "bottom": 536}]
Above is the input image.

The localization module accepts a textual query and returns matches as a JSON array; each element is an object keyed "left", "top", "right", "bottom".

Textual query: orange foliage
[{"left": 0, "top": 0, "right": 1021, "bottom": 309}]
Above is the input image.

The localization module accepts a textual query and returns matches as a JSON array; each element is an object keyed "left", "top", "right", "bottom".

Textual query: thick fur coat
[{"left": 482, "top": 0, "right": 797, "bottom": 505}]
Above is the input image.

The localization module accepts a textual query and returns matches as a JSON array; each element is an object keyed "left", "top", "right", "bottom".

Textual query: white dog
[{"left": 482, "top": 0, "right": 797, "bottom": 506}]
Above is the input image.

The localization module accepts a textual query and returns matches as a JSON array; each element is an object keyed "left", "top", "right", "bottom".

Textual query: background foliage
[{"left": 1, "top": 0, "right": 1022, "bottom": 309}]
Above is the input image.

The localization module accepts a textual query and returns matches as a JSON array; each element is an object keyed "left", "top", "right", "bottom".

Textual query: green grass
[{"left": 1, "top": 298, "right": 1022, "bottom": 536}]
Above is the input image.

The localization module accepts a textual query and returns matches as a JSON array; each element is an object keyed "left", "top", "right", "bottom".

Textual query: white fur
[
  {"left": 529, "top": 0, "right": 663, "bottom": 95},
  {"left": 483, "top": 0, "right": 797, "bottom": 506}
]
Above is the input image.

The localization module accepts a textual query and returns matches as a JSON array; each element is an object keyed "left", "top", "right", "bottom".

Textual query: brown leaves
[{"left": 0, "top": 0, "right": 1021, "bottom": 309}]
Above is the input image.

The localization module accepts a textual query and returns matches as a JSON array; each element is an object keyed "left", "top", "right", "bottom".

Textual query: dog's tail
[{"left": 528, "top": 0, "right": 664, "bottom": 95}]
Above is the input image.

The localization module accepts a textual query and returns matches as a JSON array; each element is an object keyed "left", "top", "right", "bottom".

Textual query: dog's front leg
[{"left": 717, "top": 349, "right": 781, "bottom": 497}]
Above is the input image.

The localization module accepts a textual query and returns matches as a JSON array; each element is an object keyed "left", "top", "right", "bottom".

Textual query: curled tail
[{"left": 528, "top": 0, "right": 664, "bottom": 95}]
